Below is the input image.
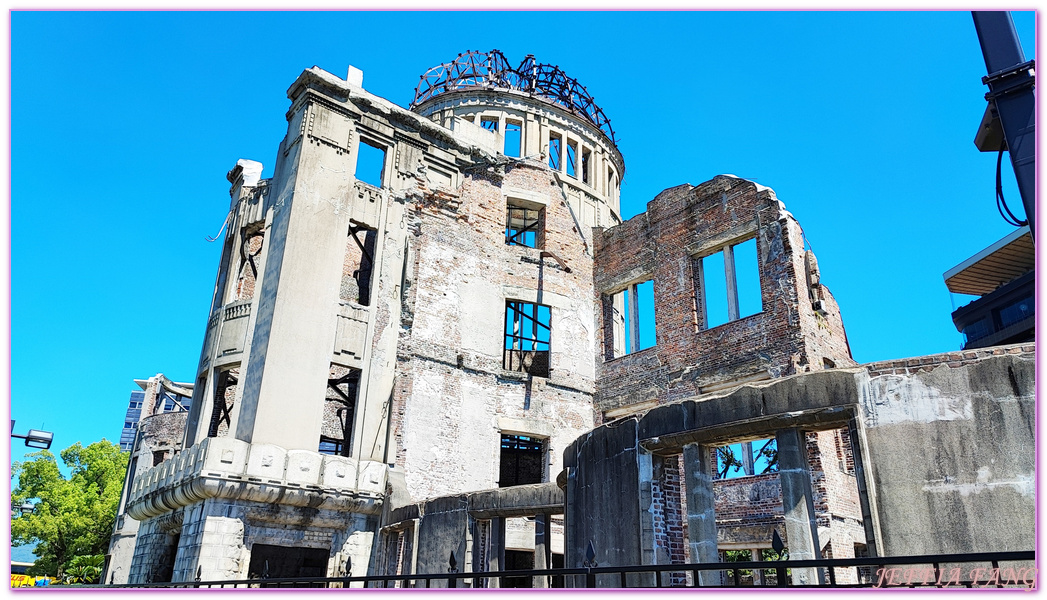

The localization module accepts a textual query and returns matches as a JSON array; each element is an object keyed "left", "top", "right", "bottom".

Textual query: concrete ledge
[{"left": 125, "top": 438, "right": 386, "bottom": 521}]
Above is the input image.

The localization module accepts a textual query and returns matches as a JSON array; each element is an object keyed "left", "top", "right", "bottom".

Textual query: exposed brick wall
[
  {"left": 863, "top": 342, "right": 1035, "bottom": 376},
  {"left": 593, "top": 176, "right": 854, "bottom": 416}
]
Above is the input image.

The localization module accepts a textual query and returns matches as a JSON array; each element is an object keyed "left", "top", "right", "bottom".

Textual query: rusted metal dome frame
[{"left": 410, "top": 50, "right": 617, "bottom": 144}]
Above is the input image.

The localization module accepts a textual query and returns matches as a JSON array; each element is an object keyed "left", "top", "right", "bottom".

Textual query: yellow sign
[{"left": 11, "top": 574, "right": 35, "bottom": 588}]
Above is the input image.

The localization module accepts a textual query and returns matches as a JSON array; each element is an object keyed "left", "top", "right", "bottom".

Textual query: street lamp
[{"left": 10, "top": 420, "right": 53, "bottom": 450}]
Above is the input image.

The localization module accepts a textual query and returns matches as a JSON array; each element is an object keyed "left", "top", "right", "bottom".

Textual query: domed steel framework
[{"left": 410, "top": 50, "right": 617, "bottom": 144}]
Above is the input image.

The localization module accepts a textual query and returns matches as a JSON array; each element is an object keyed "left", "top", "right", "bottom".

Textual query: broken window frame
[
  {"left": 695, "top": 237, "right": 763, "bottom": 330},
  {"left": 343, "top": 223, "right": 377, "bottom": 306},
  {"left": 580, "top": 147, "right": 591, "bottom": 185},
  {"left": 321, "top": 369, "right": 360, "bottom": 457},
  {"left": 548, "top": 132, "right": 562, "bottom": 171},
  {"left": 480, "top": 116, "right": 499, "bottom": 132},
  {"left": 499, "top": 433, "right": 545, "bottom": 487},
  {"left": 234, "top": 229, "right": 265, "bottom": 301},
  {"left": 505, "top": 204, "right": 542, "bottom": 248},
  {"left": 503, "top": 300, "right": 551, "bottom": 377},
  {"left": 207, "top": 368, "right": 239, "bottom": 438}
]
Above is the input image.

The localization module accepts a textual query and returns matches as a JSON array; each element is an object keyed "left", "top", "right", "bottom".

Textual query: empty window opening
[
  {"left": 499, "top": 434, "right": 544, "bottom": 487},
  {"left": 152, "top": 450, "right": 167, "bottom": 467},
  {"left": 566, "top": 140, "right": 578, "bottom": 178},
  {"left": 607, "top": 167, "right": 616, "bottom": 195},
  {"left": 506, "top": 204, "right": 542, "bottom": 248},
  {"left": 548, "top": 133, "right": 562, "bottom": 171},
  {"left": 207, "top": 368, "right": 239, "bottom": 438},
  {"left": 697, "top": 238, "right": 762, "bottom": 330},
  {"left": 234, "top": 230, "right": 265, "bottom": 301},
  {"left": 581, "top": 147, "right": 591, "bottom": 184},
  {"left": 607, "top": 280, "right": 656, "bottom": 357},
  {"left": 733, "top": 238, "right": 762, "bottom": 318},
  {"left": 341, "top": 224, "right": 377, "bottom": 306},
  {"left": 715, "top": 438, "right": 777, "bottom": 479},
  {"left": 504, "top": 120, "right": 522, "bottom": 157},
  {"left": 504, "top": 301, "right": 551, "bottom": 377},
  {"left": 355, "top": 139, "right": 386, "bottom": 188},
  {"left": 320, "top": 365, "right": 360, "bottom": 457},
  {"left": 480, "top": 116, "right": 499, "bottom": 131},
  {"left": 503, "top": 550, "right": 535, "bottom": 588}
]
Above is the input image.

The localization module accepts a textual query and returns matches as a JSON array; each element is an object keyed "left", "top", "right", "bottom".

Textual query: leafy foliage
[
  {"left": 11, "top": 440, "right": 128, "bottom": 578},
  {"left": 63, "top": 555, "right": 105, "bottom": 584}
]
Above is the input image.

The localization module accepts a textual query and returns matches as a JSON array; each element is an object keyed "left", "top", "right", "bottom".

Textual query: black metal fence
[{"left": 74, "top": 551, "right": 1034, "bottom": 590}]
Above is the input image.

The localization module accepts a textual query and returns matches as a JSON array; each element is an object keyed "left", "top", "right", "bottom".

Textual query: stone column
[
  {"left": 683, "top": 443, "right": 719, "bottom": 586},
  {"left": 533, "top": 513, "right": 552, "bottom": 588},
  {"left": 627, "top": 284, "right": 640, "bottom": 354},
  {"left": 775, "top": 428, "right": 822, "bottom": 585}
]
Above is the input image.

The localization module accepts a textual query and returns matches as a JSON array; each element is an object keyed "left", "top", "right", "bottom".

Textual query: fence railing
[{"left": 76, "top": 551, "right": 1034, "bottom": 590}]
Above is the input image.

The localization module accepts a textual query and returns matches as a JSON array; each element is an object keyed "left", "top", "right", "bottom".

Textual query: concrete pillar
[
  {"left": 742, "top": 441, "right": 754, "bottom": 476},
  {"left": 751, "top": 547, "right": 763, "bottom": 585},
  {"left": 683, "top": 443, "right": 719, "bottom": 586},
  {"left": 487, "top": 517, "right": 505, "bottom": 588},
  {"left": 627, "top": 284, "right": 640, "bottom": 354},
  {"left": 724, "top": 243, "right": 739, "bottom": 321},
  {"left": 533, "top": 513, "right": 552, "bottom": 588},
  {"left": 775, "top": 428, "right": 822, "bottom": 585}
]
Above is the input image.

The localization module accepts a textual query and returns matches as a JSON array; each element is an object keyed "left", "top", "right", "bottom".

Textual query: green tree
[{"left": 11, "top": 440, "right": 128, "bottom": 578}]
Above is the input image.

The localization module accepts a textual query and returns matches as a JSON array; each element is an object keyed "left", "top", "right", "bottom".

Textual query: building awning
[{"left": 944, "top": 226, "right": 1034, "bottom": 296}]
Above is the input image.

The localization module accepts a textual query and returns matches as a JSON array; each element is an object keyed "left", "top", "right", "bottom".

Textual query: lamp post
[{"left": 11, "top": 420, "right": 53, "bottom": 450}]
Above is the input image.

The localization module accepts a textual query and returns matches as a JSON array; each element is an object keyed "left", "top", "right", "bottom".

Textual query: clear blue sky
[{"left": 9, "top": 11, "right": 1037, "bottom": 469}]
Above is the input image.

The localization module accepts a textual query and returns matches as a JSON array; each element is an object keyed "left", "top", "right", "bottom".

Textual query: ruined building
[{"left": 106, "top": 51, "right": 1035, "bottom": 587}]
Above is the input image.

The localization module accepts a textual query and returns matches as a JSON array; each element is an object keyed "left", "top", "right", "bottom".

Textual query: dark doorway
[{"left": 248, "top": 544, "right": 329, "bottom": 582}]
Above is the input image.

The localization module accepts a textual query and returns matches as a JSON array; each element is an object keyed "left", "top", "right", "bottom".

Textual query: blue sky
[{"left": 8, "top": 11, "right": 1037, "bottom": 470}]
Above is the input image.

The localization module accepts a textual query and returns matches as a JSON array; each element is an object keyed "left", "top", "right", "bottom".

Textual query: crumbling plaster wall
[
  {"left": 593, "top": 175, "right": 854, "bottom": 418},
  {"left": 392, "top": 161, "right": 597, "bottom": 501},
  {"left": 858, "top": 346, "right": 1035, "bottom": 556}
]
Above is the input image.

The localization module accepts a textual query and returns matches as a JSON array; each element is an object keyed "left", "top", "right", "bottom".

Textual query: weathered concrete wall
[
  {"left": 564, "top": 346, "right": 1034, "bottom": 570},
  {"left": 392, "top": 161, "right": 597, "bottom": 500},
  {"left": 563, "top": 418, "right": 643, "bottom": 569},
  {"left": 859, "top": 349, "right": 1035, "bottom": 556},
  {"left": 593, "top": 175, "right": 854, "bottom": 419}
]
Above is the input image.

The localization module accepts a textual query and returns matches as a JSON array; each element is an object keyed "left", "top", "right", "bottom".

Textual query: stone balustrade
[{"left": 125, "top": 437, "right": 386, "bottom": 522}]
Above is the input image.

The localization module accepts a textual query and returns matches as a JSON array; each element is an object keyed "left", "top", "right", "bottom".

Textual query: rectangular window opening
[
  {"left": 566, "top": 141, "right": 577, "bottom": 178},
  {"left": 480, "top": 116, "right": 499, "bottom": 132},
  {"left": 504, "top": 120, "right": 522, "bottom": 158},
  {"left": 734, "top": 238, "right": 762, "bottom": 319},
  {"left": 581, "top": 147, "right": 591, "bottom": 184},
  {"left": 548, "top": 133, "right": 562, "bottom": 171},
  {"left": 355, "top": 139, "right": 386, "bottom": 188},
  {"left": 715, "top": 438, "right": 778, "bottom": 480},
  {"left": 506, "top": 204, "right": 542, "bottom": 248},
  {"left": 207, "top": 368, "right": 239, "bottom": 438},
  {"left": 504, "top": 301, "right": 551, "bottom": 377},
  {"left": 499, "top": 434, "right": 544, "bottom": 487},
  {"left": 320, "top": 366, "right": 360, "bottom": 457},
  {"left": 698, "top": 238, "right": 762, "bottom": 330},
  {"left": 341, "top": 225, "right": 377, "bottom": 306}
]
